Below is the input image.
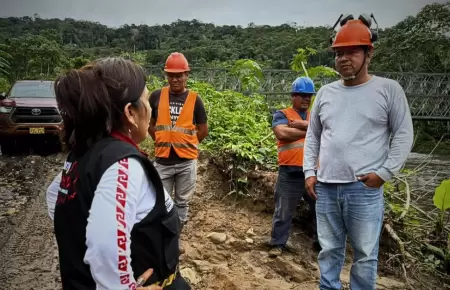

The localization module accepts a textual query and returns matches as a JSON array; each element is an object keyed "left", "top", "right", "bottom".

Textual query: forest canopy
[{"left": 0, "top": 2, "right": 449, "bottom": 83}]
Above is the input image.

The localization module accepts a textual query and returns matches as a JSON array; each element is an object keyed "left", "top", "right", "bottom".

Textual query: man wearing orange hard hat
[
  {"left": 149, "top": 52, "right": 208, "bottom": 254},
  {"left": 303, "top": 14, "right": 413, "bottom": 289}
]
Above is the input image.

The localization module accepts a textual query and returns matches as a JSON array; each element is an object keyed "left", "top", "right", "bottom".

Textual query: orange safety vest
[
  {"left": 154, "top": 86, "right": 199, "bottom": 159},
  {"left": 276, "top": 107, "right": 309, "bottom": 167}
]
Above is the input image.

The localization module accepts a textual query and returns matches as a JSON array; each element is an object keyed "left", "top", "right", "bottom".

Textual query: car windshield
[{"left": 9, "top": 82, "right": 55, "bottom": 98}]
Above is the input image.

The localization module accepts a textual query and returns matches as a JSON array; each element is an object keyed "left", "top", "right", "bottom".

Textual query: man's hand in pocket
[{"left": 358, "top": 173, "right": 384, "bottom": 188}]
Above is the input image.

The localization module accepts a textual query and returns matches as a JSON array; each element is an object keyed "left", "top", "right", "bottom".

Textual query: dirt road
[
  {"left": 0, "top": 153, "right": 64, "bottom": 289},
  {"left": 0, "top": 154, "right": 408, "bottom": 289}
]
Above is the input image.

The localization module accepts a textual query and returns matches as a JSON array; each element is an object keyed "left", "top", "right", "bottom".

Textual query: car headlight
[{"left": 0, "top": 106, "right": 13, "bottom": 113}]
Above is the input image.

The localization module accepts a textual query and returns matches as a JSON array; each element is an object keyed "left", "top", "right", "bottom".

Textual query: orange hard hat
[
  {"left": 332, "top": 19, "right": 373, "bottom": 48},
  {"left": 164, "top": 52, "right": 190, "bottom": 73}
]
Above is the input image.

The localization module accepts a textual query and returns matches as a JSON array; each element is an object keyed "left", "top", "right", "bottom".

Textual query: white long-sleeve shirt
[
  {"left": 46, "top": 157, "right": 175, "bottom": 290},
  {"left": 303, "top": 76, "right": 414, "bottom": 183}
]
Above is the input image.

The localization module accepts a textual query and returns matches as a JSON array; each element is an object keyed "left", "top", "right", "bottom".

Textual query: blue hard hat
[{"left": 291, "top": 77, "right": 316, "bottom": 94}]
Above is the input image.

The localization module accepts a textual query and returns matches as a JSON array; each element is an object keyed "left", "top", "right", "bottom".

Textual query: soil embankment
[{"left": 179, "top": 158, "right": 407, "bottom": 290}]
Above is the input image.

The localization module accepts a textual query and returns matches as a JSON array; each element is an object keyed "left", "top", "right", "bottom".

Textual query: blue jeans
[
  {"left": 270, "top": 167, "right": 315, "bottom": 246},
  {"left": 315, "top": 181, "right": 384, "bottom": 290}
]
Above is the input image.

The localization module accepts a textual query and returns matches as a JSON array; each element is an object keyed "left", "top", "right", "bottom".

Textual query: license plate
[{"left": 29, "top": 127, "right": 45, "bottom": 134}]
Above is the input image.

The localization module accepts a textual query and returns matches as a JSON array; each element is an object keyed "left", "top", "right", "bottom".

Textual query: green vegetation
[
  {"left": 0, "top": 1, "right": 442, "bottom": 282},
  {"left": 0, "top": 3, "right": 448, "bottom": 151},
  {"left": 145, "top": 69, "right": 277, "bottom": 196},
  {"left": 423, "top": 179, "right": 450, "bottom": 275},
  {"left": 145, "top": 69, "right": 450, "bottom": 283},
  {"left": 143, "top": 48, "right": 337, "bottom": 196},
  {"left": 0, "top": 2, "right": 448, "bottom": 85},
  {"left": 0, "top": 45, "right": 10, "bottom": 77},
  {"left": 376, "top": 168, "right": 450, "bottom": 281},
  {"left": 418, "top": 179, "right": 450, "bottom": 274},
  {"left": 146, "top": 54, "right": 450, "bottom": 284},
  {"left": 434, "top": 180, "right": 450, "bottom": 236}
]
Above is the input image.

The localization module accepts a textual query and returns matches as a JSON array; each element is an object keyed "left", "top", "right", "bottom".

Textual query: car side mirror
[{"left": 0, "top": 93, "right": 6, "bottom": 100}]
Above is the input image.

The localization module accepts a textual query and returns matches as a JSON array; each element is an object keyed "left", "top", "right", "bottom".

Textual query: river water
[{"left": 403, "top": 152, "right": 450, "bottom": 214}]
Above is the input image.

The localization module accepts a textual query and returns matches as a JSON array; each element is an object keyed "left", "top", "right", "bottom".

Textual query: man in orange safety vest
[
  {"left": 149, "top": 52, "right": 209, "bottom": 253},
  {"left": 268, "top": 76, "right": 319, "bottom": 257}
]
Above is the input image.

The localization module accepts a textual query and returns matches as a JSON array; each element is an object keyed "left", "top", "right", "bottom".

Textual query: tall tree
[{"left": 372, "top": 2, "right": 450, "bottom": 73}]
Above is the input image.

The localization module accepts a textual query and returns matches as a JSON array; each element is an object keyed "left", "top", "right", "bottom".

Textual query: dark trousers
[{"left": 270, "top": 166, "right": 317, "bottom": 246}]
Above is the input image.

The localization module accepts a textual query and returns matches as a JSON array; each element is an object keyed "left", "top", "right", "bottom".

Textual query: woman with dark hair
[{"left": 46, "top": 57, "right": 191, "bottom": 290}]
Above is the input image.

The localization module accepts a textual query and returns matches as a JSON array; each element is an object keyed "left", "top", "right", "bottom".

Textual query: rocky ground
[
  {"left": 0, "top": 153, "right": 425, "bottom": 290},
  {"left": 179, "top": 158, "right": 408, "bottom": 290}
]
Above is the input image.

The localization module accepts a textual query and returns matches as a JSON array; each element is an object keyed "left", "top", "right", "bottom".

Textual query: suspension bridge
[{"left": 146, "top": 66, "right": 450, "bottom": 121}]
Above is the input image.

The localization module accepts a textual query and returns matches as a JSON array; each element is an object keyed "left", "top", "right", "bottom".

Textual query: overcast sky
[{"left": 0, "top": 0, "right": 446, "bottom": 28}]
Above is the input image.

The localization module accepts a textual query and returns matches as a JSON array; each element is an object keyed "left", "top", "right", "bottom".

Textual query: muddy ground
[
  {"left": 0, "top": 153, "right": 429, "bottom": 290},
  {"left": 0, "top": 153, "right": 65, "bottom": 289}
]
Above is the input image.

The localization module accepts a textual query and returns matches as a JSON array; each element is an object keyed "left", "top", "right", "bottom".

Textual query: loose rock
[
  {"left": 180, "top": 267, "right": 201, "bottom": 285},
  {"left": 5, "top": 208, "right": 16, "bottom": 216},
  {"left": 192, "top": 259, "right": 214, "bottom": 273},
  {"left": 207, "top": 232, "right": 227, "bottom": 244}
]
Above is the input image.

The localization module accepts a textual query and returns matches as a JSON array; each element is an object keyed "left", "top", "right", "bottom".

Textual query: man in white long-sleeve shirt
[{"left": 303, "top": 15, "right": 414, "bottom": 290}]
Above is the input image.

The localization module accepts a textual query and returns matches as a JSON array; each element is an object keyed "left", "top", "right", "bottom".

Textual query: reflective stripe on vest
[
  {"left": 277, "top": 142, "right": 304, "bottom": 153},
  {"left": 276, "top": 107, "right": 309, "bottom": 167},
  {"left": 154, "top": 86, "right": 199, "bottom": 159},
  {"left": 154, "top": 125, "right": 197, "bottom": 136}
]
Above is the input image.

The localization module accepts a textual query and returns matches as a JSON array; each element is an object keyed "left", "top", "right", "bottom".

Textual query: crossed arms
[{"left": 273, "top": 117, "right": 308, "bottom": 142}]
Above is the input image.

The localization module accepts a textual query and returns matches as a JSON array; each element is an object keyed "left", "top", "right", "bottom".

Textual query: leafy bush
[
  {"left": 434, "top": 179, "right": 450, "bottom": 236},
  {"left": 0, "top": 77, "right": 10, "bottom": 93},
  {"left": 197, "top": 80, "right": 278, "bottom": 195},
  {"left": 191, "top": 81, "right": 277, "bottom": 165}
]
